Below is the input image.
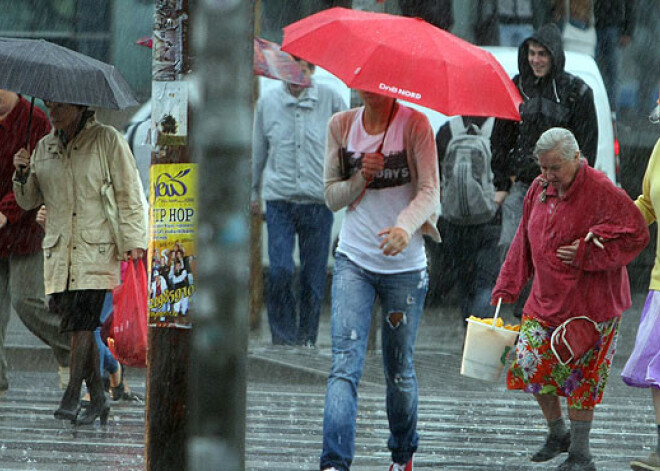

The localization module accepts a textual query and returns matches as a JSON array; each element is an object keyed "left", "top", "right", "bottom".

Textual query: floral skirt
[
  {"left": 621, "top": 290, "right": 660, "bottom": 389},
  {"left": 506, "top": 314, "right": 619, "bottom": 410}
]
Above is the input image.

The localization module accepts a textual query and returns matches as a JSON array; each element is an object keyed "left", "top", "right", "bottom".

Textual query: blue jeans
[
  {"left": 320, "top": 254, "right": 427, "bottom": 470},
  {"left": 498, "top": 24, "right": 534, "bottom": 48},
  {"left": 596, "top": 26, "right": 619, "bottom": 109},
  {"left": 265, "top": 201, "right": 333, "bottom": 345},
  {"left": 441, "top": 218, "right": 500, "bottom": 320}
]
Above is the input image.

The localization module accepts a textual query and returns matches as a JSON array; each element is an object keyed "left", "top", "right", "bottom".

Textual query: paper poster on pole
[
  {"left": 152, "top": 81, "right": 188, "bottom": 146},
  {"left": 153, "top": 0, "right": 185, "bottom": 80},
  {"left": 148, "top": 163, "right": 197, "bottom": 329}
]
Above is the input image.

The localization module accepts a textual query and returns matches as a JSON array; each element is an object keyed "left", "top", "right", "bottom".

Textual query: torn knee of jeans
[{"left": 387, "top": 311, "right": 405, "bottom": 329}]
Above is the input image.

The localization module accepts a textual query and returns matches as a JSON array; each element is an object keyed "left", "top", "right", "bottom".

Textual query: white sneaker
[{"left": 322, "top": 468, "right": 339, "bottom": 471}]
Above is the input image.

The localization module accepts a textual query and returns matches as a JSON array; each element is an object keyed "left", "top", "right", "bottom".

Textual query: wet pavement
[
  {"left": 247, "top": 292, "right": 656, "bottom": 470},
  {"left": 1, "top": 292, "right": 657, "bottom": 470}
]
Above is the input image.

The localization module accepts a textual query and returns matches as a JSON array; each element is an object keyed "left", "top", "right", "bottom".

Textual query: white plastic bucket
[{"left": 460, "top": 319, "right": 519, "bottom": 382}]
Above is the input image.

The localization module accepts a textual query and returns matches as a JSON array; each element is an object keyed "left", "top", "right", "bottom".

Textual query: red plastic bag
[
  {"left": 108, "top": 259, "right": 148, "bottom": 368},
  {"left": 550, "top": 316, "right": 601, "bottom": 365}
]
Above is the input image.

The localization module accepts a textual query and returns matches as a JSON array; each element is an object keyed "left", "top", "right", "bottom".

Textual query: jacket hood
[{"left": 518, "top": 23, "right": 565, "bottom": 79}]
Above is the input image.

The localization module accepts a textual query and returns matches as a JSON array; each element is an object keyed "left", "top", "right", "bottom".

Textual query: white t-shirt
[{"left": 336, "top": 105, "right": 426, "bottom": 274}]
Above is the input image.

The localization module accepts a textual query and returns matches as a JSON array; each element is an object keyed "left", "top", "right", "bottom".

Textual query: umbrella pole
[
  {"left": 24, "top": 96, "right": 34, "bottom": 150},
  {"left": 16, "top": 97, "right": 35, "bottom": 188}
]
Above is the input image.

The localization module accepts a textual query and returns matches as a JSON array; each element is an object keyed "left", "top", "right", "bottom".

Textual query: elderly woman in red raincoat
[{"left": 492, "top": 127, "right": 649, "bottom": 471}]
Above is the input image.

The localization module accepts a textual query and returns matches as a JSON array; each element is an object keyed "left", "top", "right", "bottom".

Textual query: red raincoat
[
  {"left": 0, "top": 96, "right": 51, "bottom": 256},
  {"left": 492, "top": 161, "right": 649, "bottom": 326}
]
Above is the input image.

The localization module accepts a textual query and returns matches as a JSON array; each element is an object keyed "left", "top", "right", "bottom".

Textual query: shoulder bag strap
[{"left": 98, "top": 148, "right": 112, "bottom": 186}]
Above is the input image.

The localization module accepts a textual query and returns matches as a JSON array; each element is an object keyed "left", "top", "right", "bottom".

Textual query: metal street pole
[{"left": 187, "top": 0, "right": 251, "bottom": 470}]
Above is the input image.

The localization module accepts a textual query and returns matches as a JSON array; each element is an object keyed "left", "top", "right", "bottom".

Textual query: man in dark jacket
[{"left": 490, "top": 23, "right": 598, "bottom": 315}]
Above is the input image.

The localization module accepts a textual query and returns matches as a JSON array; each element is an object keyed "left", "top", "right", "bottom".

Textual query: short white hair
[{"left": 534, "top": 127, "right": 579, "bottom": 161}]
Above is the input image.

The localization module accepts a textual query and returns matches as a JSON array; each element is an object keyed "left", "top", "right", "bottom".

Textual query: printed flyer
[
  {"left": 148, "top": 163, "right": 197, "bottom": 328},
  {"left": 151, "top": 81, "right": 188, "bottom": 146}
]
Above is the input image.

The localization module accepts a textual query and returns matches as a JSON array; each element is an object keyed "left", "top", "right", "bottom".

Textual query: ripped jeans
[{"left": 320, "top": 253, "right": 427, "bottom": 470}]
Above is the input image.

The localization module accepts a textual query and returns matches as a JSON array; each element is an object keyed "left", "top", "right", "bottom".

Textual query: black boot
[
  {"left": 555, "top": 454, "right": 597, "bottom": 471},
  {"left": 54, "top": 331, "right": 87, "bottom": 422},
  {"left": 76, "top": 399, "right": 110, "bottom": 426},
  {"left": 74, "top": 332, "right": 110, "bottom": 426},
  {"left": 531, "top": 432, "right": 571, "bottom": 462},
  {"left": 53, "top": 404, "right": 81, "bottom": 422}
]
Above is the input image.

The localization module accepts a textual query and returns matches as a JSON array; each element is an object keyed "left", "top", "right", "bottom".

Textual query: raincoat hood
[{"left": 518, "top": 23, "right": 566, "bottom": 80}]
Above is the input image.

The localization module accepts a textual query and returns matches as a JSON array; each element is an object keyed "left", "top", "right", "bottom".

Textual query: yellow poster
[{"left": 148, "top": 163, "right": 197, "bottom": 328}]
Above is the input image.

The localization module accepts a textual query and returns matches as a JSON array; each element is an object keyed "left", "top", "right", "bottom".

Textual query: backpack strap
[
  {"left": 479, "top": 117, "right": 495, "bottom": 137},
  {"left": 567, "top": 75, "right": 588, "bottom": 106},
  {"left": 448, "top": 116, "right": 467, "bottom": 139},
  {"left": 450, "top": 116, "right": 495, "bottom": 139}
]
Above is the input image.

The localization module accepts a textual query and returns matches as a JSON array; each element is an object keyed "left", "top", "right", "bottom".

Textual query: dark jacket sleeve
[
  {"left": 490, "top": 117, "right": 517, "bottom": 191},
  {"left": 569, "top": 85, "right": 599, "bottom": 167}
]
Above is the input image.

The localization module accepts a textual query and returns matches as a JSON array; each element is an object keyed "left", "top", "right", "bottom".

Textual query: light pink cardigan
[{"left": 324, "top": 106, "right": 441, "bottom": 242}]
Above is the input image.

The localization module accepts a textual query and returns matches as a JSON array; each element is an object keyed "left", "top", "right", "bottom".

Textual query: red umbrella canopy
[{"left": 282, "top": 7, "right": 522, "bottom": 120}]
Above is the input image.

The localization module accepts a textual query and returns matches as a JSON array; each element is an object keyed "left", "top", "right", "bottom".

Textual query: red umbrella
[
  {"left": 282, "top": 7, "right": 521, "bottom": 120},
  {"left": 136, "top": 35, "right": 310, "bottom": 87}
]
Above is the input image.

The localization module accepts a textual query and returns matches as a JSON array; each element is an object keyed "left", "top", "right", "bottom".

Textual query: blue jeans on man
[
  {"left": 596, "top": 26, "right": 620, "bottom": 109},
  {"left": 499, "top": 23, "right": 534, "bottom": 47},
  {"left": 265, "top": 200, "right": 333, "bottom": 346},
  {"left": 320, "top": 253, "right": 427, "bottom": 470}
]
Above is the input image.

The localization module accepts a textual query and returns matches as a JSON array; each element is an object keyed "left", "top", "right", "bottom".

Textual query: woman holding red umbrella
[{"left": 320, "top": 90, "right": 440, "bottom": 471}]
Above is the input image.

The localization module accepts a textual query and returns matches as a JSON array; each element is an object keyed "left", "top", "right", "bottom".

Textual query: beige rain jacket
[{"left": 13, "top": 116, "right": 147, "bottom": 295}]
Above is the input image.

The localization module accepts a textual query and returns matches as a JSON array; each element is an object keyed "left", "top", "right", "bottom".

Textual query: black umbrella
[{"left": 0, "top": 37, "right": 139, "bottom": 147}]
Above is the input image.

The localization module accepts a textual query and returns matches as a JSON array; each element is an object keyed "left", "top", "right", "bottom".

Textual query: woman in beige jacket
[{"left": 13, "top": 102, "right": 147, "bottom": 426}]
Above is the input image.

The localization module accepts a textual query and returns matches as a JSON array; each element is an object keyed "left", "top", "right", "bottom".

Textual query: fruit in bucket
[{"left": 468, "top": 315, "right": 520, "bottom": 332}]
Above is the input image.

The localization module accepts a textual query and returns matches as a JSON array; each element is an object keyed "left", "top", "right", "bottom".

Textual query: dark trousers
[
  {"left": 0, "top": 252, "right": 70, "bottom": 392},
  {"left": 441, "top": 219, "right": 501, "bottom": 320}
]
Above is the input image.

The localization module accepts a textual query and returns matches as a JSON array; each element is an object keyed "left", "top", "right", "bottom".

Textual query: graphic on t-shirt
[{"left": 340, "top": 148, "right": 411, "bottom": 189}]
